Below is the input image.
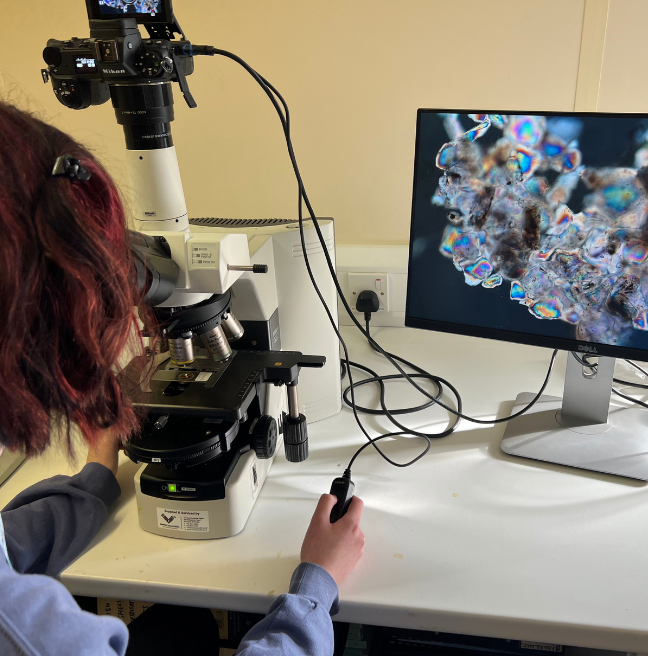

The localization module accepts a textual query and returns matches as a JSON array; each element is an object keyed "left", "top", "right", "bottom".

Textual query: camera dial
[{"left": 137, "top": 51, "right": 165, "bottom": 77}]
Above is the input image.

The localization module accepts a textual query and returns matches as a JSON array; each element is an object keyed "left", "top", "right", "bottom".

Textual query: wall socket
[
  {"left": 348, "top": 273, "right": 389, "bottom": 311},
  {"left": 335, "top": 245, "right": 409, "bottom": 327}
]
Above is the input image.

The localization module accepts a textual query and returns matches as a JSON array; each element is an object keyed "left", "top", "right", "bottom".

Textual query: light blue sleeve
[
  {"left": 236, "top": 562, "right": 339, "bottom": 656},
  {"left": 0, "top": 465, "right": 128, "bottom": 655},
  {"left": 1, "top": 462, "right": 121, "bottom": 576},
  {"left": 0, "top": 558, "right": 128, "bottom": 656}
]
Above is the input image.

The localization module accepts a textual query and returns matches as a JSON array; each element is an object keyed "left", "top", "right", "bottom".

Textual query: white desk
[{"left": 2, "top": 326, "right": 648, "bottom": 652}]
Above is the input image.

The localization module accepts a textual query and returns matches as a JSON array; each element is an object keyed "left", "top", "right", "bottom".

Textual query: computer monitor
[{"left": 406, "top": 110, "right": 648, "bottom": 480}]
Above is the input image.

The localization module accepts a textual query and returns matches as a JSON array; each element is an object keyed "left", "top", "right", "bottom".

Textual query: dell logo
[{"left": 578, "top": 345, "right": 598, "bottom": 353}]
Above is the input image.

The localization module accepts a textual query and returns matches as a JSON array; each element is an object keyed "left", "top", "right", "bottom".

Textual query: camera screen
[
  {"left": 97, "top": 0, "right": 163, "bottom": 16},
  {"left": 407, "top": 111, "right": 648, "bottom": 354},
  {"left": 75, "top": 57, "right": 97, "bottom": 73}
]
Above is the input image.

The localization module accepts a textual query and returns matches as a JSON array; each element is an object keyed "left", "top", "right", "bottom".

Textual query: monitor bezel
[{"left": 405, "top": 108, "right": 648, "bottom": 364}]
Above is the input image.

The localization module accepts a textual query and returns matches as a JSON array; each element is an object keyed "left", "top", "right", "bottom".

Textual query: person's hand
[
  {"left": 300, "top": 494, "right": 365, "bottom": 587},
  {"left": 86, "top": 428, "right": 121, "bottom": 477}
]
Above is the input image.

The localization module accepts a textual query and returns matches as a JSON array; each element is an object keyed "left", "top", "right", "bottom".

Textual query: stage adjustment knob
[
  {"left": 252, "top": 415, "right": 278, "bottom": 459},
  {"left": 283, "top": 414, "right": 308, "bottom": 463}
]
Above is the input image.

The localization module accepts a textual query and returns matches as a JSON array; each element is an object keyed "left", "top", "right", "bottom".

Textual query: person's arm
[
  {"left": 0, "top": 563, "right": 128, "bottom": 656},
  {"left": 1, "top": 431, "right": 122, "bottom": 576},
  {"left": 237, "top": 494, "right": 365, "bottom": 656}
]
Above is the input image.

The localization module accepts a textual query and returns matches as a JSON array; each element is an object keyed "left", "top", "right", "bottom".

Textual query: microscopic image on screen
[
  {"left": 98, "top": 0, "right": 161, "bottom": 15},
  {"left": 408, "top": 111, "right": 648, "bottom": 351}
]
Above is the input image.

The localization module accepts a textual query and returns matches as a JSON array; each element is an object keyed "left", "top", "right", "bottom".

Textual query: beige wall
[
  {"left": 1, "top": 1, "right": 586, "bottom": 244},
  {"left": 598, "top": 0, "right": 648, "bottom": 112}
]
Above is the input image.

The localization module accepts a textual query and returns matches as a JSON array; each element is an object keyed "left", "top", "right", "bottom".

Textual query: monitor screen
[
  {"left": 406, "top": 110, "right": 648, "bottom": 361},
  {"left": 97, "top": 0, "right": 162, "bottom": 16}
]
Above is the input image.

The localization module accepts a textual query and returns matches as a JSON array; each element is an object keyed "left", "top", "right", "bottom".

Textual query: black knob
[
  {"left": 283, "top": 414, "right": 308, "bottom": 463},
  {"left": 252, "top": 415, "right": 277, "bottom": 459},
  {"left": 252, "top": 264, "right": 268, "bottom": 274},
  {"left": 43, "top": 46, "right": 62, "bottom": 67},
  {"left": 54, "top": 80, "right": 87, "bottom": 110}
]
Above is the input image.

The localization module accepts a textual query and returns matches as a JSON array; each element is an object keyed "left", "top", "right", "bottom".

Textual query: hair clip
[{"left": 51, "top": 154, "right": 91, "bottom": 182}]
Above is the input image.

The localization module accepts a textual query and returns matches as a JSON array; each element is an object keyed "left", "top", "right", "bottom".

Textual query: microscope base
[{"left": 134, "top": 446, "right": 277, "bottom": 539}]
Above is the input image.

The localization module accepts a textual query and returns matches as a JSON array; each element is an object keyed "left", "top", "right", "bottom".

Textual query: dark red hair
[{"left": 0, "top": 101, "right": 148, "bottom": 455}]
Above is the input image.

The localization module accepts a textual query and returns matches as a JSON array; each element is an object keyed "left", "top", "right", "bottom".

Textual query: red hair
[{"left": 0, "top": 102, "right": 148, "bottom": 455}]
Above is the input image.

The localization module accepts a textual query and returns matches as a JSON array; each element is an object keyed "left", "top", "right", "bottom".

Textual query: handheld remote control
[{"left": 329, "top": 475, "right": 355, "bottom": 523}]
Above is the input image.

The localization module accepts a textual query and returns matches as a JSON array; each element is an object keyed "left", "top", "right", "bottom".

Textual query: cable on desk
[
  {"left": 339, "top": 319, "right": 559, "bottom": 471},
  {"left": 619, "top": 359, "right": 648, "bottom": 388},
  {"left": 612, "top": 387, "right": 648, "bottom": 409},
  {"left": 342, "top": 320, "right": 444, "bottom": 417},
  {"left": 349, "top": 320, "right": 558, "bottom": 426},
  {"left": 571, "top": 353, "right": 648, "bottom": 408},
  {"left": 207, "top": 47, "right": 563, "bottom": 473},
  {"left": 339, "top": 349, "right": 455, "bottom": 468}
]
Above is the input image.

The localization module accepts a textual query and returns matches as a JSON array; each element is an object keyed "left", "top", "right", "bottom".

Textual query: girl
[{"left": 0, "top": 101, "right": 364, "bottom": 656}]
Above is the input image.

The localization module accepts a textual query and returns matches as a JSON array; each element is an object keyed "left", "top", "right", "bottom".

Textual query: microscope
[{"left": 41, "top": 0, "right": 341, "bottom": 538}]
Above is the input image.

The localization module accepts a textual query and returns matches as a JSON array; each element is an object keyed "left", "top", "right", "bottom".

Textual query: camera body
[{"left": 42, "top": 0, "right": 195, "bottom": 111}]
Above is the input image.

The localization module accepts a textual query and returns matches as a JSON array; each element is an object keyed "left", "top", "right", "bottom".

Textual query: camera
[{"left": 42, "top": 0, "right": 196, "bottom": 114}]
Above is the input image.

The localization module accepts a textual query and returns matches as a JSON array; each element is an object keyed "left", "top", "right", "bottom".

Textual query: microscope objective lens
[
  {"left": 168, "top": 335, "right": 195, "bottom": 365},
  {"left": 222, "top": 312, "right": 244, "bottom": 341},
  {"left": 202, "top": 325, "right": 232, "bottom": 361}
]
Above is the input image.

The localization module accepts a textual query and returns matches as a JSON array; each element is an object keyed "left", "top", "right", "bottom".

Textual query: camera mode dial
[
  {"left": 51, "top": 79, "right": 90, "bottom": 110},
  {"left": 136, "top": 51, "right": 165, "bottom": 78}
]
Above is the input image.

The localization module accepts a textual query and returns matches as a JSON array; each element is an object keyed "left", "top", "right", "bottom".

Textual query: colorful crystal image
[{"left": 426, "top": 112, "right": 648, "bottom": 347}]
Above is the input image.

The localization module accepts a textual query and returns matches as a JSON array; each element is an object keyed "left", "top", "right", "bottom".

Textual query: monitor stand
[{"left": 501, "top": 353, "right": 648, "bottom": 481}]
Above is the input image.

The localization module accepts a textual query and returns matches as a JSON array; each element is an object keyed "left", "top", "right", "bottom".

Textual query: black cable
[
  {"left": 340, "top": 321, "right": 559, "bottom": 471},
  {"left": 622, "top": 359, "right": 648, "bottom": 387},
  {"left": 209, "top": 51, "right": 451, "bottom": 401},
  {"left": 339, "top": 326, "right": 462, "bottom": 467},
  {"left": 208, "top": 47, "right": 453, "bottom": 469},
  {"left": 347, "top": 320, "right": 558, "bottom": 426},
  {"left": 208, "top": 48, "right": 561, "bottom": 471},
  {"left": 571, "top": 352, "right": 648, "bottom": 394},
  {"left": 612, "top": 387, "right": 648, "bottom": 409},
  {"left": 571, "top": 352, "right": 648, "bottom": 410},
  {"left": 615, "top": 379, "right": 648, "bottom": 390},
  {"left": 347, "top": 431, "right": 427, "bottom": 471},
  {"left": 343, "top": 361, "right": 441, "bottom": 416},
  {"left": 342, "top": 318, "right": 445, "bottom": 416},
  {"left": 571, "top": 352, "right": 598, "bottom": 369},
  {"left": 626, "top": 359, "right": 648, "bottom": 378}
]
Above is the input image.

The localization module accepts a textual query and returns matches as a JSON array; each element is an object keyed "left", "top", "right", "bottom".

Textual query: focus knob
[
  {"left": 252, "top": 415, "right": 277, "bottom": 460},
  {"left": 283, "top": 414, "right": 308, "bottom": 463}
]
